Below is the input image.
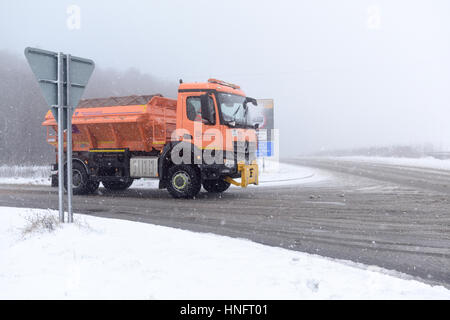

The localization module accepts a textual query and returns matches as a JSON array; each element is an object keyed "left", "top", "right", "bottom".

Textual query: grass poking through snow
[{"left": 21, "top": 211, "right": 61, "bottom": 237}]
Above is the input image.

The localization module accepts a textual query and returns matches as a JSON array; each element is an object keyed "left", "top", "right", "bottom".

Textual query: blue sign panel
[{"left": 257, "top": 141, "right": 273, "bottom": 157}]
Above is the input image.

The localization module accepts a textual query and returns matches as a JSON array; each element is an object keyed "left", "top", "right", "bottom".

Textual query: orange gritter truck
[{"left": 42, "top": 79, "right": 259, "bottom": 198}]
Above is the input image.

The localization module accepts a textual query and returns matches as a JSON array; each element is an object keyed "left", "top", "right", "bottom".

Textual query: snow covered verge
[
  {"left": 0, "top": 160, "right": 328, "bottom": 188},
  {"left": 0, "top": 165, "right": 51, "bottom": 185},
  {"left": 1, "top": 207, "right": 449, "bottom": 300},
  {"left": 330, "top": 156, "right": 450, "bottom": 171}
]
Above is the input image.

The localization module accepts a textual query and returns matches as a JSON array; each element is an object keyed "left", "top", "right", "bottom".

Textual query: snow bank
[
  {"left": 1, "top": 206, "right": 449, "bottom": 299},
  {"left": 333, "top": 156, "right": 450, "bottom": 171}
]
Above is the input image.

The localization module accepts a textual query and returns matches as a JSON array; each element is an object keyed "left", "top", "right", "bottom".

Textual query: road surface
[{"left": 0, "top": 157, "right": 449, "bottom": 287}]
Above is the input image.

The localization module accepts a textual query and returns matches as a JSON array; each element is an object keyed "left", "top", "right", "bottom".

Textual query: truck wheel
[
  {"left": 102, "top": 179, "right": 133, "bottom": 191},
  {"left": 202, "top": 179, "right": 231, "bottom": 193},
  {"left": 64, "top": 161, "right": 90, "bottom": 195},
  {"left": 167, "top": 165, "right": 201, "bottom": 199}
]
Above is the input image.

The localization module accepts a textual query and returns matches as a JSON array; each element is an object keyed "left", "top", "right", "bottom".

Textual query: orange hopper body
[{"left": 42, "top": 95, "right": 177, "bottom": 152}]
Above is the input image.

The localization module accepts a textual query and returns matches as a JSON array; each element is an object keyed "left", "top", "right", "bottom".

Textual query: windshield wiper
[
  {"left": 223, "top": 104, "right": 251, "bottom": 128},
  {"left": 232, "top": 105, "right": 242, "bottom": 117}
]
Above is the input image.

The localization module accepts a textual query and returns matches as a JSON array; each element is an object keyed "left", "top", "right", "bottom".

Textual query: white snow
[
  {"left": 254, "top": 158, "right": 329, "bottom": 187},
  {"left": 331, "top": 156, "right": 450, "bottom": 171},
  {"left": 1, "top": 206, "right": 449, "bottom": 300}
]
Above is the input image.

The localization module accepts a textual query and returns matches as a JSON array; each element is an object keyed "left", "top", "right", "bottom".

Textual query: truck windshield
[{"left": 217, "top": 93, "right": 249, "bottom": 128}]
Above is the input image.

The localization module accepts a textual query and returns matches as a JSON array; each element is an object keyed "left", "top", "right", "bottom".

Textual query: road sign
[
  {"left": 25, "top": 47, "right": 95, "bottom": 223},
  {"left": 255, "top": 99, "right": 274, "bottom": 132},
  {"left": 256, "top": 129, "right": 267, "bottom": 141},
  {"left": 24, "top": 47, "right": 95, "bottom": 129},
  {"left": 255, "top": 99, "right": 274, "bottom": 158}
]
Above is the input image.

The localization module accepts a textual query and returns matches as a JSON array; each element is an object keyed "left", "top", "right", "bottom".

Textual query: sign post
[
  {"left": 25, "top": 47, "right": 95, "bottom": 223},
  {"left": 57, "top": 52, "right": 64, "bottom": 222},
  {"left": 66, "top": 54, "right": 73, "bottom": 223}
]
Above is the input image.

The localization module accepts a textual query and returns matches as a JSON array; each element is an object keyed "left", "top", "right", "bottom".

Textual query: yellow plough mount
[{"left": 224, "top": 161, "right": 259, "bottom": 188}]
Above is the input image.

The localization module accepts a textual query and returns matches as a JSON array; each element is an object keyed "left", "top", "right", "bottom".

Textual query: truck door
[{"left": 181, "top": 93, "right": 219, "bottom": 151}]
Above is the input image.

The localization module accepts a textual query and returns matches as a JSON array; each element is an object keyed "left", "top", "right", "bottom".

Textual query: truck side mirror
[
  {"left": 245, "top": 97, "right": 258, "bottom": 106},
  {"left": 200, "top": 94, "right": 215, "bottom": 125}
]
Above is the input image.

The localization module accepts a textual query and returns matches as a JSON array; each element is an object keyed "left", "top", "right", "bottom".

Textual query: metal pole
[
  {"left": 57, "top": 52, "right": 64, "bottom": 223},
  {"left": 66, "top": 54, "right": 73, "bottom": 223}
]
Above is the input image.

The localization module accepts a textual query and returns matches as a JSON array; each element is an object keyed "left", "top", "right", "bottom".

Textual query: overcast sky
[{"left": 1, "top": 0, "right": 449, "bottom": 155}]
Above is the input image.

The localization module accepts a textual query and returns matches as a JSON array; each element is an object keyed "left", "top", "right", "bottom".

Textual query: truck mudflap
[{"left": 224, "top": 161, "right": 259, "bottom": 188}]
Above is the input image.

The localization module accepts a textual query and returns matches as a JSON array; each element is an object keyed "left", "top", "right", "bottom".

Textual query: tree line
[{"left": 0, "top": 50, "right": 177, "bottom": 165}]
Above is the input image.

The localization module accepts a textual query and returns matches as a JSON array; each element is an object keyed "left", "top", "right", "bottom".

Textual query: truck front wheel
[
  {"left": 202, "top": 179, "right": 231, "bottom": 193},
  {"left": 102, "top": 179, "right": 133, "bottom": 191},
  {"left": 167, "top": 165, "right": 201, "bottom": 199}
]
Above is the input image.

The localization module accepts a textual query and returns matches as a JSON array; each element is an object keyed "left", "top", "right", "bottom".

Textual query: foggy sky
[{"left": 1, "top": 0, "right": 449, "bottom": 155}]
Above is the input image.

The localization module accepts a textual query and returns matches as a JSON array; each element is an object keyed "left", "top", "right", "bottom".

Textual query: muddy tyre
[
  {"left": 64, "top": 161, "right": 91, "bottom": 195},
  {"left": 102, "top": 179, "right": 133, "bottom": 191},
  {"left": 202, "top": 179, "right": 231, "bottom": 193},
  {"left": 167, "top": 165, "right": 201, "bottom": 199},
  {"left": 87, "top": 180, "right": 100, "bottom": 193}
]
